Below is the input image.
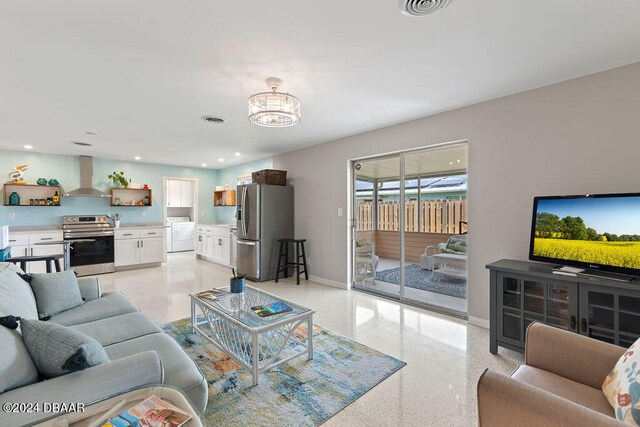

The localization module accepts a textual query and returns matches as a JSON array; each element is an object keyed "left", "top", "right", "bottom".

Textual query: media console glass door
[
  {"left": 579, "top": 284, "right": 640, "bottom": 347},
  {"left": 497, "top": 273, "right": 578, "bottom": 348}
]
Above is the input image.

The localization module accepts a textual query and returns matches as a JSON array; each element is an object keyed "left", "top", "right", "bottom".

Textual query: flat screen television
[{"left": 529, "top": 193, "right": 640, "bottom": 277}]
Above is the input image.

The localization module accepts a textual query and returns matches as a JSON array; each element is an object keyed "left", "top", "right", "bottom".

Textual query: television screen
[{"left": 529, "top": 193, "right": 640, "bottom": 276}]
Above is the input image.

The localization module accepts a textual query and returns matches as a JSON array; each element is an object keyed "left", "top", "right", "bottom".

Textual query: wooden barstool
[
  {"left": 6, "top": 254, "right": 64, "bottom": 273},
  {"left": 275, "top": 239, "right": 308, "bottom": 285}
]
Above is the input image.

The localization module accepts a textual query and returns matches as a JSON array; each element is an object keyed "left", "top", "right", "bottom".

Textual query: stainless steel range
[{"left": 63, "top": 215, "right": 115, "bottom": 276}]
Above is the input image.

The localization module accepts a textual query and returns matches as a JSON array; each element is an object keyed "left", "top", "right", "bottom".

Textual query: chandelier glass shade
[{"left": 248, "top": 78, "right": 301, "bottom": 128}]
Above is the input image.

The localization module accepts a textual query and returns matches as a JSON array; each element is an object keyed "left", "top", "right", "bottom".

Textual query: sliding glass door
[
  {"left": 351, "top": 142, "right": 468, "bottom": 316},
  {"left": 352, "top": 155, "right": 401, "bottom": 299}
]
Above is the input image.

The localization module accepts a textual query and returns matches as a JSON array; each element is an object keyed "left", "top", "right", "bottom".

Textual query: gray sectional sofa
[{"left": 0, "top": 262, "right": 207, "bottom": 426}]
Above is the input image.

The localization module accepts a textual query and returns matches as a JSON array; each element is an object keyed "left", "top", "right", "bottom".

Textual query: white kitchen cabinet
[
  {"left": 166, "top": 179, "right": 192, "bottom": 208},
  {"left": 167, "top": 180, "right": 182, "bottom": 207},
  {"left": 195, "top": 232, "right": 204, "bottom": 255},
  {"left": 115, "top": 239, "right": 139, "bottom": 267},
  {"left": 139, "top": 237, "right": 164, "bottom": 264},
  {"left": 7, "top": 231, "right": 63, "bottom": 273},
  {"left": 195, "top": 225, "right": 231, "bottom": 266},
  {"left": 114, "top": 227, "right": 165, "bottom": 268},
  {"left": 180, "top": 180, "right": 193, "bottom": 207}
]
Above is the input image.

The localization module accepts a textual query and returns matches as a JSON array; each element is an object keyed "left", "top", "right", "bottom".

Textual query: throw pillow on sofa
[
  {"left": 20, "top": 318, "right": 110, "bottom": 378},
  {"left": 0, "top": 263, "right": 38, "bottom": 321},
  {"left": 603, "top": 338, "right": 640, "bottom": 425},
  {"left": 21, "top": 270, "right": 84, "bottom": 318}
]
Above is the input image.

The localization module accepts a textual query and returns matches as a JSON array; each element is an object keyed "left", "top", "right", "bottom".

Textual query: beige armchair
[{"left": 477, "top": 323, "right": 626, "bottom": 426}]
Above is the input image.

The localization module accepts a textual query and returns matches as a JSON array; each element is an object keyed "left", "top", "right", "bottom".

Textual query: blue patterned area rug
[
  {"left": 376, "top": 264, "right": 467, "bottom": 299},
  {"left": 163, "top": 318, "right": 405, "bottom": 426}
]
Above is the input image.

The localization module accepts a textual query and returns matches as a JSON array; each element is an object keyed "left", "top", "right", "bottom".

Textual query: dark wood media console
[{"left": 487, "top": 259, "right": 640, "bottom": 354}]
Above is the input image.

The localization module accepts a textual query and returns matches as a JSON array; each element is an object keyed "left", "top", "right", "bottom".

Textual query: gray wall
[{"left": 273, "top": 61, "right": 640, "bottom": 324}]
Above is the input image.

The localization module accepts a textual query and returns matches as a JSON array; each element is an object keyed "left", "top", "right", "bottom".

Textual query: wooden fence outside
[{"left": 356, "top": 199, "right": 467, "bottom": 234}]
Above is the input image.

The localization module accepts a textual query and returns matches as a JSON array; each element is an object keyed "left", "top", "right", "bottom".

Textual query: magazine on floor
[{"left": 101, "top": 395, "right": 192, "bottom": 427}]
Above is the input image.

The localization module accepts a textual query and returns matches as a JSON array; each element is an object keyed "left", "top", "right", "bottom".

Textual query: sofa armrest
[
  {"left": 477, "top": 369, "right": 621, "bottom": 427},
  {"left": 0, "top": 351, "right": 163, "bottom": 426},
  {"left": 77, "top": 277, "right": 101, "bottom": 301},
  {"left": 525, "top": 323, "right": 625, "bottom": 389}
]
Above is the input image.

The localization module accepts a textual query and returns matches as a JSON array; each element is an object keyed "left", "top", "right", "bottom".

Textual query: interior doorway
[{"left": 351, "top": 142, "right": 468, "bottom": 316}]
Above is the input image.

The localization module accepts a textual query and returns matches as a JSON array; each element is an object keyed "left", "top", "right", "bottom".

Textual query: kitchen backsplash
[{"left": 0, "top": 149, "right": 272, "bottom": 227}]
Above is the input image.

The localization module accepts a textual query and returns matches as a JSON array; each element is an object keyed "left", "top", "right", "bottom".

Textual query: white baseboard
[
  {"left": 468, "top": 316, "right": 489, "bottom": 329},
  {"left": 309, "top": 275, "right": 348, "bottom": 290}
]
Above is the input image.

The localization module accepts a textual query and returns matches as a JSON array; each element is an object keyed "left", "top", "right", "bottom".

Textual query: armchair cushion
[
  {"left": 512, "top": 365, "right": 614, "bottom": 417},
  {"left": 441, "top": 235, "right": 467, "bottom": 255},
  {"left": 602, "top": 337, "right": 640, "bottom": 424}
]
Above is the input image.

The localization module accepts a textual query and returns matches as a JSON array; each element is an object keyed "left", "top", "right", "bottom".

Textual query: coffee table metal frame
[{"left": 190, "top": 286, "right": 314, "bottom": 386}]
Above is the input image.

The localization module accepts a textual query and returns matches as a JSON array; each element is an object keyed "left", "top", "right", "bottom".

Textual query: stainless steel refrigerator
[{"left": 236, "top": 184, "right": 294, "bottom": 281}]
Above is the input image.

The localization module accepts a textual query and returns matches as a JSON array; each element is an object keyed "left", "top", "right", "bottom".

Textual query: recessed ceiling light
[
  {"left": 201, "top": 116, "right": 226, "bottom": 124},
  {"left": 24, "top": 145, "right": 33, "bottom": 150},
  {"left": 218, "top": 158, "right": 224, "bottom": 162},
  {"left": 457, "top": 159, "right": 461, "bottom": 163},
  {"left": 202, "top": 163, "right": 207, "bottom": 167},
  {"left": 449, "top": 162, "right": 453, "bottom": 165},
  {"left": 235, "top": 152, "right": 241, "bottom": 157},
  {"left": 134, "top": 156, "right": 141, "bottom": 161},
  {"left": 71, "top": 141, "right": 93, "bottom": 147}
]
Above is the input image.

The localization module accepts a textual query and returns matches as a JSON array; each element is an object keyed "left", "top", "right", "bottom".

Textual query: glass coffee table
[{"left": 190, "top": 285, "right": 314, "bottom": 386}]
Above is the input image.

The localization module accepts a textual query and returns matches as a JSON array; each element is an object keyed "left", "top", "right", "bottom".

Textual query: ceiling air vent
[
  {"left": 400, "top": 0, "right": 452, "bottom": 17},
  {"left": 71, "top": 141, "right": 93, "bottom": 147},
  {"left": 201, "top": 116, "right": 226, "bottom": 124}
]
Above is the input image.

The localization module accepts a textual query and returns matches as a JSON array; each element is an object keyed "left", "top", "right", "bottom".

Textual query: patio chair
[
  {"left": 432, "top": 234, "right": 467, "bottom": 278},
  {"left": 354, "top": 240, "right": 379, "bottom": 286}
]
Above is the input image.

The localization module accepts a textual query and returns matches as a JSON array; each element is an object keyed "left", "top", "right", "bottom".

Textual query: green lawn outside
[{"left": 533, "top": 238, "right": 640, "bottom": 269}]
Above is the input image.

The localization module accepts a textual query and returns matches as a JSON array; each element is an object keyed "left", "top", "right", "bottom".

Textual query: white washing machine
[{"left": 167, "top": 217, "right": 195, "bottom": 252}]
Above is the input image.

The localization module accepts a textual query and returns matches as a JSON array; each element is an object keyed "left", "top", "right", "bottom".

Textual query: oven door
[{"left": 68, "top": 235, "right": 115, "bottom": 273}]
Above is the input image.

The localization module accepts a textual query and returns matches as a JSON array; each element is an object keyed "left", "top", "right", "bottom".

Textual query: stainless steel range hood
[{"left": 63, "top": 156, "right": 110, "bottom": 198}]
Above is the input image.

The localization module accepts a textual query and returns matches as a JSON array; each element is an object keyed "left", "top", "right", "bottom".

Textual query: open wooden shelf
[
  {"left": 3, "top": 183, "right": 62, "bottom": 206},
  {"left": 111, "top": 187, "right": 152, "bottom": 206},
  {"left": 214, "top": 189, "right": 236, "bottom": 207}
]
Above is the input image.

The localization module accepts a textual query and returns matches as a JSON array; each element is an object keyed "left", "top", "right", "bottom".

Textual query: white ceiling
[{"left": 1, "top": 1, "right": 639, "bottom": 169}]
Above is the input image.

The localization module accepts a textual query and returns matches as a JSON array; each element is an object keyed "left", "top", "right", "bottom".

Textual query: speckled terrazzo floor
[{"left": 96, "top": 252, "right": 522, "bottom": 426}]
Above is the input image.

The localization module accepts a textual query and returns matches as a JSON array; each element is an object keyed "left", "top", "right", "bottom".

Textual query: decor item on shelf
[
  {"left": 36, "top": 178, "right": 47, "bottom": 186},
  {"left": 9, "top": 164, "right": 28, "bottom": 184},
  {"left": 143, "top": 184, "right": 149, "bottom": 190},
  {"left": 252, "top": 169, "right": 287, "bottom": 186},
  {"left": 248, "top": 77, "right": 301, "bottom": 128},
  {"left": 107, "top": 171, "right": 130, "bottom": 188},
  {"left": 230, "top": 268, "right": 245, "bottom": 294},
  {"left": 144, "top": 195, "right": 150, "bottom": 206},
  {"left": 53, "top": 191, "right": 59, "bottom": 205},
  {"left": 114, "top": 197, "right": 121, "bottom": 205},
  {"left": 47, "top": 179, "right": 59, "bottom": 186},
  {"left": 9, "top": 192, "right": 20, "bottom": 205}
]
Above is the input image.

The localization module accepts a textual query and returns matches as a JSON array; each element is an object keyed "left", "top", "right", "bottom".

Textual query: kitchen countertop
[
  {"left": 117, "top": 223, "right": 169, "bottom": 229},
  {"left": 9, "top": 226, "right": 62, "bottom": 233}
]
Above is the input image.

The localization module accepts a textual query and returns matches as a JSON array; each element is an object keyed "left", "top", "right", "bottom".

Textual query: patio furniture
[
  {"left": 419, "top": 245, "right": 437, "bottom": 270},
  {"left": 190, "top": 285, "right": 314, "bottom": 386},
  {"left": 354, "top": 241, "right": 379, "bottom": 285},
  {"left": 432, "top": 235, "right": 467, "bottom": 278},
  {"left": 275, "top": 238, "right": 308, "bottom": 285}
]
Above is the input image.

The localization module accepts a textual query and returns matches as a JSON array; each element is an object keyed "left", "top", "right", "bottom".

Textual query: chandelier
[{"left": 248, "top": 78, "right": 301, "bottom": 128}]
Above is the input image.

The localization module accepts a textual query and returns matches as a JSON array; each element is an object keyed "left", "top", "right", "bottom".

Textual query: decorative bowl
[
  {"left": 37, "top": 178, "right": 47, "bottom": 185},
  {"left": 48, "top": 179, "right": 59, "bottom": 186}
]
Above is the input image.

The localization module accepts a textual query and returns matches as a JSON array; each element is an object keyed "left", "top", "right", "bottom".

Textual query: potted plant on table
[{"left": 230, "top": 269, "right": 245, "bottom": 294}]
